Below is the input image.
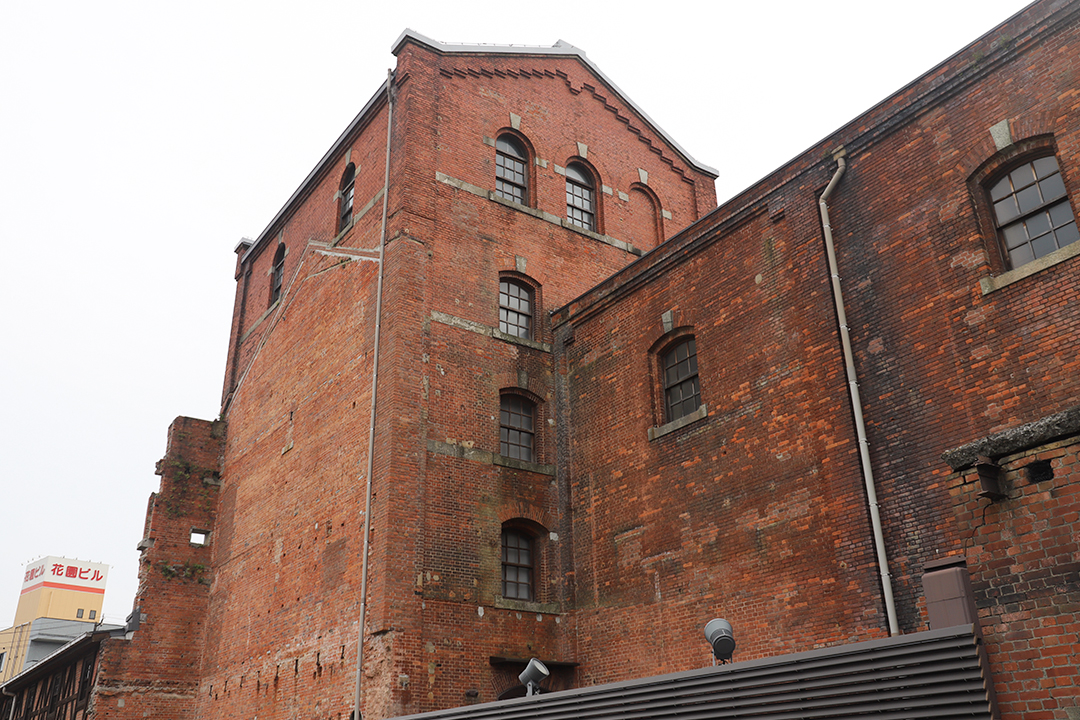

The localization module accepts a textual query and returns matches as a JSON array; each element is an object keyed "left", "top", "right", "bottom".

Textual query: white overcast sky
[{"left": 0, "top": 0, "right": 1032, "bottom": 627}]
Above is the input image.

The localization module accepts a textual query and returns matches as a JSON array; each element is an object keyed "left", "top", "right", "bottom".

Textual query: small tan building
[{"left": 0, "top": 557, "right": 109, "bottom": 683}]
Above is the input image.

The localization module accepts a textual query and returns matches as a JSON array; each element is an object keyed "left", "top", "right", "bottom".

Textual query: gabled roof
[{"left": 392, "top": 29, "right": 718, "bottom": 178}]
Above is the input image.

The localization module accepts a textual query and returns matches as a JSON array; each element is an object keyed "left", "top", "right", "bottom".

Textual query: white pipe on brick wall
[
  {"left": 818, "top": 150, "right": 900, "bottom": 636},
  {"left": 354, "top": 69, "right": 396, "bottom": 719}
]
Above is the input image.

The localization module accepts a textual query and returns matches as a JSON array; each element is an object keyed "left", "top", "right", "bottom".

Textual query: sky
[{"left": 0, "top": 0, "right": 1033, "bottom": 628}]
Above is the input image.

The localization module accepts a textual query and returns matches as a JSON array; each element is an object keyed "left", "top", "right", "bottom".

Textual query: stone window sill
[
  {"left": 980, "top": 241, "right": 1080, "bottom": 294},
  {"left": 494, "top": 596, "right": 560, "bottom": 614},
  {"left": 648, "top": 404, "right": 708, "bottom": 441}
]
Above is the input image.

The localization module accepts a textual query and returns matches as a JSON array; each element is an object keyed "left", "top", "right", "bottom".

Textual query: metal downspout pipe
[
  {"left": 354, "top": 69, "right": 396, "bottom": 719},
  {"left": 818, "top": 149, "right": 900, "bottom": 636}
]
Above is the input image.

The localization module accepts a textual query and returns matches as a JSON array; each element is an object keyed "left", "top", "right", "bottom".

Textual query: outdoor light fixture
[
  {"left": 518, "top": 658, "right": 550, "bottom": 696},
  {"left": 704, "top": 618, "right": 736, "bottom": 664}
]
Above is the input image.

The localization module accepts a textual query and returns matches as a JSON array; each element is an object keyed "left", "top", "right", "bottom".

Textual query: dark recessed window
[
  {"left": 663, "top": 338, "right": 700, "bottom": 422},
  {"left": 77, "top": 609, "right": 84, "bottom": 619},
  {"left": 270, "top": 244, "right": 286, "bottom": 306},
  {"left": 500, "top": 395, "right": 535, "bottom": 462},
  {"left": 990, "top": 156, "right": 1078, "bottom": 269},
  {"left": 501, "top": 528, "right": 534, "bottom": 600},
  {"left": 499, "top": 279, "right": 533, "bottom": 339},
  {"left": 338, "top": 163, "right": 356, "bottom": 233},
  {"left": 89, "top": 610, "right": 96, "bottom": 620},
  {"left": 495, "top": 135, "right": 528, "bottom": 204},
  {"left": 565, "top": 163, "right": 596, "bottom": 231}
]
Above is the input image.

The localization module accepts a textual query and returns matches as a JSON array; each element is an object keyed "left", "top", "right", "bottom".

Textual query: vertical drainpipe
[
  {"left": 353, "top": 69, "right": 395, "bottom": 720},
  {"left": 818, "top": 147, "right": 900, "bottom": 636}
]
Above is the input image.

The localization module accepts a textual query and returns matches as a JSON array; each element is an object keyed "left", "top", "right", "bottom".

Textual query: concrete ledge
[
  {"left": 241, "top": 301, "right": 279, "bottom": 344},
  {"left": 432, "top": 311, "right": 552, "bottom": 353},
  {"left": 427, "top": 439, "right": 555, "bottom": 476},
  {"left": 435, "top": 171, "right": 642, "bottom": 257},
  {"left": 941, "top": 404, "right": 1080, "bottom": 469},
  {"left": 648, "top": 404, "right": 708, "bottom": 441},
  {"left": 492, "top": 454, "right": 555, "bottom": 475},
  {"left": 979, "top": 240, "right": 1080, "bottom": 294},
  {"left": 493, "top": 597, "right": 561, "bottom": 614}
]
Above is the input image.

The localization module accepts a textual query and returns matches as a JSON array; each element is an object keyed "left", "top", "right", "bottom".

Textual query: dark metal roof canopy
[{"left": 391, "top": 625, "right": 995, "bottom": 720}]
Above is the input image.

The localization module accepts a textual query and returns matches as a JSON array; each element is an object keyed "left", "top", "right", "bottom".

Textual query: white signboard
[{"left": 21, "top": 556, "right": 108, "bottom": 595}]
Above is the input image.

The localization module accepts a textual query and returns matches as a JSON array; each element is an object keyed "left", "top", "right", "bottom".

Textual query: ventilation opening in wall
[
  {"left": 1025, "top": 459, "right": 1053, "bottom": 484},
  {"left": 191, "top": 529, "right": 210, "bottom": 546}
]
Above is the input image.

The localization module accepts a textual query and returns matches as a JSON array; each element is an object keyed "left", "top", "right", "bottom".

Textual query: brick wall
[
  {"left": 93, "top": 417, "right": 223, "bottom": 719},
  {"left": 946, "top": 432, "right": 1080, "bottom": 719},
  {"left": 189, "top": 33, "right": 718, "bottom": 720}
]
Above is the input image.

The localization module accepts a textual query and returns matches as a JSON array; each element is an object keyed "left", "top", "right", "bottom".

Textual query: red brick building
[{"left": 7, "top": 3, "right": 1076, "bottom": 719}]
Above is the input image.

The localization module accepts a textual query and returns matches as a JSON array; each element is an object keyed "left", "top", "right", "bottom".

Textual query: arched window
[
  {"left": 501, "top": 527, "right": 534, "bottom": 600},
  {"left": 663, "top": 337, "right": 700, "bottom": 422},
  {"left": 269, "top": 244, "right": 286, "bottom": 306},
  {"left": 989, "top": 155, "right": 1077, "bottom": 269},
  {"left": 338, "top": 163, "right": 356, "bottom": 233},
  {"left": 500, "top": 394, "right": 535, "bottom": 462},
  {"left": 495, "top": 135, "right": 528, "bottom": 204},
  {"left": 565, "top": 162, "right": 596, "bottom": 231},
  {"left": 499, "top": 279, "right": 533, "bottom": 339}
]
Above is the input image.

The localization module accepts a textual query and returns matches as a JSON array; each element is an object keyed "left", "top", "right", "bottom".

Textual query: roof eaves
[{"left": 391, "top": 29, "right": 717, "bottom": 178}]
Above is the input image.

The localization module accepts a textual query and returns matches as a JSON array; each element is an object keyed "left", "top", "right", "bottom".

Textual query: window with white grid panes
[
  {"left": 990, "top": 156, "right": 1078, "bottom": 269},
  {"left": 338, "top": 164, "right": 355, "bottom": 233},
  {"left": 663, "top": 338, "right": 700, "bottom": 422},
  {"left": 500, "top": 395, "right": 535, "bottom": 462},
  {"left": 499, "top": 279, "right": 533, "bottom": 339},
  {"left": 501, "top": 529, "right": 534, "bottom": 600},
  {"left": 565, "top": 163, "right": 596, "bottom": 231},
  {"left": 495, "top": 135, "right": 528, "bottom": 204}
]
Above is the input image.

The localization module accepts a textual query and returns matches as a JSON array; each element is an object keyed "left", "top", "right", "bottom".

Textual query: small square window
[
  {"left": 191, "top": 529, "right": 210, "bottom": 546},
  {"left": 89, "top": 610, "right": 97, "bottom": 620},
  {"left": 76, "top": 608, "right": 84, "bottom": 619}
]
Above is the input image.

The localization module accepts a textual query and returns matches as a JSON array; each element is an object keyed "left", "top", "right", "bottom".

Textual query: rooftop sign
[{"left": 21, "top": 556, "right": 108, "bottom": 595}]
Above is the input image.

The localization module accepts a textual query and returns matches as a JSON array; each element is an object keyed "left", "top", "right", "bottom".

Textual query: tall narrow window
[
  {"left": 338, "top": 163, "right": 356, "bottom": 233},
  {"left": 499, "top": 279, "right": 533, "bottom": 339},
  {"left": 495, "top": 135, "right": 528, "bottom": 204},
  {"left": 663, "top": 338, "right": 700, "bottom": 422},
  {"left": 501, "top": 528, "right": 534, "bottom": 600},
  {"left": 500, "top": 395, "right": 535, "bottom": 462},
  {"left": 566, "top": 162, "right": 596, "bottom": 231},
  {"left": 990, "top": 155, "right": 1078, "bottom": 268},
  {"left": 270, "top": 244, "right": 286, "bottom": 306}
]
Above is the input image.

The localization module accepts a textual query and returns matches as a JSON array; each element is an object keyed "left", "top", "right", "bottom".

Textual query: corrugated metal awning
[{"left": 391, "top": 625, "right": 995, "bottom": 720}]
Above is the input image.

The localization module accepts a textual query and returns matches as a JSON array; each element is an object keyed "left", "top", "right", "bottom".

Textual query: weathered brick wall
[
  {"left": 554, "top": 197, "right": 890, "bottom": 682},
  {"left": 191, "top": 33, "right": 718, "bottom": 720},
  {"left": 93, "top": 417, "right": 223, "bottom": 719},
  {"left": 946, "top": 433, "right": 1080, "bottom": 719},
  {"left": 553, "top": 0, "right": 1080, "bottom": 699},
  {"left": 823, "top": 2, "right": 1080, "bottom": 632}
]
